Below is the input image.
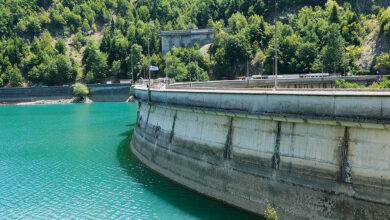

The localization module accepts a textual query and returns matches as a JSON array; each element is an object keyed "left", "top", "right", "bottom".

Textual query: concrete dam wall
[
  {"left": 87, "top": 84, "right": 131, "bottom": 102},
  {"left": 0, "top": 83, "right": 131, "bottom": 103},
  {"left": 131, "top": 87, "right": 390, "bottom": 219}
]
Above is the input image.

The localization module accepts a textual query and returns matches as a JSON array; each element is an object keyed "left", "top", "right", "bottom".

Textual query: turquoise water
[{"left": 0, "top": 103, "right": 258, "bottom": 219}]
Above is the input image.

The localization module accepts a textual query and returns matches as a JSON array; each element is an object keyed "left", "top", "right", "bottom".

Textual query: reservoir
[{"left": 0, "top": 103, "right": 257, "bottom": 219}]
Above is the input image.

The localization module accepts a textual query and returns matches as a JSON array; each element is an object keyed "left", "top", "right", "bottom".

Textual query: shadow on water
[{"left": 116, "top": 127, "right": 261, "bottom": 220}]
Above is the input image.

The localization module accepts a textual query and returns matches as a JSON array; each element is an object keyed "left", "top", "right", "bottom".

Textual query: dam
[{"left": 131, "top": 79, "right": 390, "bottom": 219}]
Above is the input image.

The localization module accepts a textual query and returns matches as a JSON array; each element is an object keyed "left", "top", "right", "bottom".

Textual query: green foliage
[
  {"left": 55, "top": 39, "right": 66, "bottom": 54},
  {"left": 323, "top": 24, "right": 346, "bottom": 73},
  {"left": 72, "top": 33, "right": 87, "bottom": 51},
  {"left": 164, "top": 46, "right": 210, "bottom": 81},
  {"left": 264, "top": 201, "right": 278, "bottom": 220},
  {"left": 329, "top": 5, "right": 340, "bottom": 23},
  {"left": 4, "top": 65, "right": 24, "bottom": 87},
  {"left": 251, "top": 48, "right": 265, "bottom": 74},
  {"left": 375, "top": 52, "right": 390, "bottom": 74},
  {"left": 0, "top": 0, "right": 386, "bottom": 86},
  {"left": 335, "top": 79, "right": 363, "bottom": 88},
  {"left": 336, "top": 78, "right": 390, "bottom": 89},
  {"left": 73, "top": 83, "right": 89, "bottom": 97},
  {"left": 379, "top": 7, "right": 390, "bottom": 38},
  {"left": 82, "top": 41, "right": 108, "bottom": 82},
  {"left": 110, "top": 60, "right": 122, "bottom": 77}
]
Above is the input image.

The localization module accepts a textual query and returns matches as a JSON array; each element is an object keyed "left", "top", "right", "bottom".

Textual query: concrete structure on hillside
[
  {"left": 161, "top": 29, "right": 225, "bottom": 54},
  {"left": 131, "top": 82, "right": 390, "bottom": 219}
]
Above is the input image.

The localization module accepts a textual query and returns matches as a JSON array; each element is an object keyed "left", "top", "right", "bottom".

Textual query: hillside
[{"left": 0, "top": 0, "right": 390, "bottom": 87}]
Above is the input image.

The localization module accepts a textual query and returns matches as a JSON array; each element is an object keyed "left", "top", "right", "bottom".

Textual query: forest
[{"left": 0, "top": 0, "right": 389, "bottom": 87}]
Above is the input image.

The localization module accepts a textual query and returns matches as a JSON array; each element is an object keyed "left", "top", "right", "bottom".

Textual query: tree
[
  {"left": 126, "top": 44, "right": 143, "bottom": 80},
  {"left": 329, "top": 5, "right": 340, "bottom": 23},
  {"left": 251, "top": 48, "right": 265, "bottom": 74},
  {"left": 228, "top": 12, "right": 247, "bottom": 34},
  {"left": 138, "top": 6, "right": 150, "bottom": 22},
  {"left": 165, "top": 54, "right": 188, "bottom": 82},
  {"left": 72, "top": 33, "right": 87, "bottom": 51},
  {"left": 51, "top": 10, "right": 66, "bottom": 30},
  {"left": 55, "top": 39, "right": 66, "bottom": 54},
  {"left": 5, "top": 65, "right": 24, "bottom": 87},
  {"left": 83, "top": 42, "right": 108, "bottom": 82},
  {"left": 379, "top": 7, "right": 390, "bottom": 38},
  {"left": 73, "top": 83, "right": 89, "bottom": 97},
  {"left": 81, "top": 19, "right": 90, "bottom": 33},
  {"left": 375, "top": 52, "right": 390, "bottom": 74},
  {"left": 323, "top": 24, "right": 345, "bottom": 73},
  {"left": 294, "top": 42, "right": 318, "bottom": 73},
  {"left": 110, "top": 60, "right": 122, "bottom": 77},
  {"left": 187, "top": 62, "right": 209, "bottom": 81}
]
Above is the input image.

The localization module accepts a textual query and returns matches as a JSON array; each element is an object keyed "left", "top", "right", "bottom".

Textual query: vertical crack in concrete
[
  {"left": 169, "top": 111, "right": 177, "bottom": 144},
  {"left": 272, "top": 121, "right": 281, "bottom": 169},
  {"left": 146, "top": 104, "right": 152, "bottom": 126},
  {"left": 340, "top": 127, "right": 352, "bottom": 183},
  {"left": 136, "top": 101, "right": 142, "bottom": 127},
  {"left": 224, "top": 117, "right": 234, "bottom": 160}
]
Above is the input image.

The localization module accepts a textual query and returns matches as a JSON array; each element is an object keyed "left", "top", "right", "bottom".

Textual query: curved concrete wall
[
  {"left": 87, "top": 83, "right": 131, "bottom": 102},
  {"left": 131, "top": 87, "right": 390, "bottom": 219}
]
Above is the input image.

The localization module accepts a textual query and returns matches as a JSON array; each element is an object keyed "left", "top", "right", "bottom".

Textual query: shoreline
[
  {"left": 0, "top": 97, "right": 93, "bottom": 106},
  {"left": 0, "top": 96, "right": 135, "bottom": 106}
]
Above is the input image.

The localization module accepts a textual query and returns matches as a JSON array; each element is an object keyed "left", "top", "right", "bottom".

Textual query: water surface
[{"left": 0, "top": 103, "right": 258, "bottom": 219}]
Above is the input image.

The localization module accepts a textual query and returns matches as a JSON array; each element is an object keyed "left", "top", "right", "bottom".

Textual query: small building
[{"left": 160, "top": 28, "right": 230, "bottom": 55}]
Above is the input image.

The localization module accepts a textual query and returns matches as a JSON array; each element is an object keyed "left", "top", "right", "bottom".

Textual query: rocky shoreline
[{"left": 0, "top": 96, "right": 135, "bottom": 106}]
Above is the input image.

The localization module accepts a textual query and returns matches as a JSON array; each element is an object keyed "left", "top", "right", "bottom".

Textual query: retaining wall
[
  {"left": 0, "top": 86, "right": 73, "bottom": 103},
  {"left": 131, "top": 87, "right": 390, "bottom": 219},
  {"left": 0, "top": 84, "right": 131, "bottom": 103}
]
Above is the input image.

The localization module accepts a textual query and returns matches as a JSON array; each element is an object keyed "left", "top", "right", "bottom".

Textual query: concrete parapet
[
  {"left": 131, "top": 86, "right": 390, "bottom": 219},
  {"left": 135, "top": 87, "right": 390, "bottom": 124},
  {"left": 167, "top": 75, "right": 384, "bottom": 89}
]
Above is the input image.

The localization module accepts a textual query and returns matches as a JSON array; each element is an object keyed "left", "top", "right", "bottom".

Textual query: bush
[
  {"left": 55, "top": 39, "right": 66, "bottom": 54},
  {"left": 335, "top": 79, "right": 363, "bottom": 88},
  {"left": 72, "top": 33, "right": 87, "bottom": 51},
  {"left": 73, "top": 83, "right": 89, "bottom": 97},
  {"left": 350, "top": 69, "right": 371, "bottom": 75},
  {"left": 264, "top": 201, "right": 278, "bottom": 220}
]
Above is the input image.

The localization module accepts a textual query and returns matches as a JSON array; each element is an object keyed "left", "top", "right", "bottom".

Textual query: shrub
[
  {"left": 335, "top": 79, "right": 363, "bottom": 88},
  {"left": 264, "top": 201, "right": 278, "bottom": 220},
  {"left": 73, "top": 83, "right": 89, "bottom": 97},
  {"left": 350, "top": 69, "right": 371, "bottom": 75}
]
